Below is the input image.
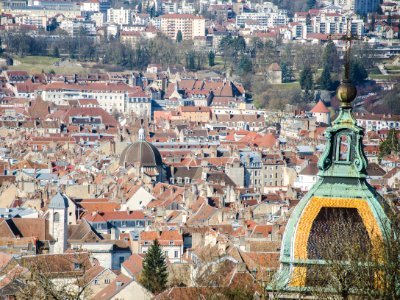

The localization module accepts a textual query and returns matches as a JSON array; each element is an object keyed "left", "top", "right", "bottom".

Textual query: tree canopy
[
  {"left": 299, "top": 66, "right": 314, "bottom": 91},
  {"left": 379, "top": 129, "right": 399, "bottom": 158},
  {"left": 140, "top": 239, "right": 168, "bottom": 294},
  {"left": 349, "top": 59, "right": 368, "bottom": 85}
]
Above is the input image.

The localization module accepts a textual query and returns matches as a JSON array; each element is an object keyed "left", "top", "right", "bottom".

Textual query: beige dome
[{"left": 119, "top": 140, "right": 162, "bottom": 168}]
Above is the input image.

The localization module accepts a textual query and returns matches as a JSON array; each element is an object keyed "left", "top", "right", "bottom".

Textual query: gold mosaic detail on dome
[
  {"left": 293, "top": 197, "right": 382, "bottom": 260},
  {"left": 290, "top": 267, "right": 307, "bottom": 287}
]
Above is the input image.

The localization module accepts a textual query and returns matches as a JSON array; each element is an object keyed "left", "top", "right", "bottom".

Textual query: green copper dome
[{"left": 271, "top": 67, "right": 390, "bottom": 294}]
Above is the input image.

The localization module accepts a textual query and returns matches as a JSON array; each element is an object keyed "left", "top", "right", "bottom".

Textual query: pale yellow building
[{"left": 160, "top": 14, "right": 205, "bottom": 40}]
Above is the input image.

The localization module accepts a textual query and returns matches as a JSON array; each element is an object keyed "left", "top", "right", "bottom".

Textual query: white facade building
[
  {"left": 236, "top": 11, "right": 288, "bottom": 28},
  {"left": 107, "top": 7, "right": 133, "bottom": 25},
  {"left": 81, "top": 0, "right": 100, "bottom": 12},
  {"left": 126, "top": 91, "right": 152, "bottom": 118},
  {"left": 38, "top": 83, "right": 138, "bottom": 113}
]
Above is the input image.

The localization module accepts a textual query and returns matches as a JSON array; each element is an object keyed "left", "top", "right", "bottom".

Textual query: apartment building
[
  {"left": 313, "top": 13, "right": 364, "bottom": 36},
  {"left": 240, "top": 151, "right": 263, "bottom": 191},
  {"left": 334, "top": 0, "right": 380, "bottom": 15},
  {"left": 38, "top": 82, "right": 139, "bottom": 113},
  {"left": 262, "top": 157, "right": 285, "bottom": 192},
  {"left": 14, "top": 14, "right": 48, "bottom": 28},
  {"left": 160, "top": 14, "right": 205, "bottom": 40},
  {"left": 107, "top": 7, "right": 133, "bottom": 25},
  {"left": 59, "top": 19, "right": 96, "bottom": 36},
  {"left": 126, "top": 91, "right": 152, "bottom": 118},
  {"left": 81, "top": 0, "right": 100, "bottom": 13},
  {"left": 354, "top": 113, "right": 400, "bottom": 132},
  {"left": 236, "top": 11, "right": 288, "bottom": 28}
]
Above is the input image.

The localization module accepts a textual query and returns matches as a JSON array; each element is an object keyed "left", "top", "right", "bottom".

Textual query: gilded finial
[{"left": 336, "top": 18, "right": 357, "bottom": 108}]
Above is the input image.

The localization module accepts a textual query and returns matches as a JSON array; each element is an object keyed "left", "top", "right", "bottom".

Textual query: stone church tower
[{"left": 48, "top": 192, "right": 69, "bottom": 254}]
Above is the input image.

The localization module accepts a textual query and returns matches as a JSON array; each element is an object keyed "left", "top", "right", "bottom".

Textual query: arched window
[{"left": 54, "top": 212, "right": 60, "bottom": 223}]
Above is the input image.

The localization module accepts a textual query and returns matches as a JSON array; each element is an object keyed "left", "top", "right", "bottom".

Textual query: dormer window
[
  {"left": 74, "top": 263, "right": 82, "bottom": 270},
  {"left": 169, "top": 241, "right": 174, "bottom": 245}
]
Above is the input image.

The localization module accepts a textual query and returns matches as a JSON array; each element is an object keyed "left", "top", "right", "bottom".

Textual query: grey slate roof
[{"left": 48, "top": 192, "right": 69, "bottom": 209}]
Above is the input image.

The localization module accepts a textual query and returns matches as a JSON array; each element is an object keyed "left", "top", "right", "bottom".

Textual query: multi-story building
[
  {"left": 59, "top": 18, "right": 96, "bottom": 36},
  {"left": 161, "top": 0, "right": 195, "bottom": 14},
  {"left": 38, "top": 82, "right": 139, "bottom": 113},
  {"left": 294, "top": 11, "right": 364, "bottom": 37},
  {"left": 4, "top": 2, "right": 81, "bottom": 18},
  {"left": 334, "top": 0, "right": 380, "bottom": 15},
  {"left": 178, "top": 106, "right": 211, "bottom": 123},
  {"left": 240, "top": 151, "right": 263, "bottom": 191},
  {"left": 107, "top": 7, "right": 133, "bottom": 25},
  {"left": 160, "top": 14, "right": 205, "bottom": 40},
  {"left": 354, "top": 113, "right": 400, "bottom": 132},
  {"left": 140, "top": 230, "right": 183, "bottom": 263},
  {"left": 236, "top": 11, "right": 288, "bottom": 28},
  {"left": 14, "top": 14, "right": 48, "bottom": 28},
  {"left": 312, "top": 13, "right": 364, "bottom": 36},
  {"left": 262, "top": 157, "right": 286, "bottom": 192},
  {"left": 126, "top": 91, "right": 152, "bottom": 118},
  {"left": 83, "top": 211, "right": 152, "bottom": 235},
  {"left": 81, "top": 0, "right": 100, "bottom": 13}
]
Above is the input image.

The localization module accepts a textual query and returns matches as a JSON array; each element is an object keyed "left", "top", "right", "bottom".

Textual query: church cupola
[{"left": 272, "top": 34, "right": 390, "bottom": 293}]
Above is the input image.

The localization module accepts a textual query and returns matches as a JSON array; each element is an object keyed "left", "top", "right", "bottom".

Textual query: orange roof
[
  {"left": 79, "top": 201, "right": 120, "bottom": 213},
  {"left": 310, "top": 100, "right": 329, "bottom": 113}
]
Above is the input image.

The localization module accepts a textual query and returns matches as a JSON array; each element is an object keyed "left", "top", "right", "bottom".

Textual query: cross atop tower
[{"left": 343, "top": 18, "right": 354, "bottom": 81}]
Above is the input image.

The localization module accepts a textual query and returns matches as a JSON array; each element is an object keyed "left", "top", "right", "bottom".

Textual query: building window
[
  {"left": 74, "top": 263, "right": 82, "bottom": 270},
  {"left": 174, "top": 251, "right": 179, "bottom": 258},
  {"left": 54, "top": 212, "right": 60, "bottom": 223},
  {"left": 94, "top": 279, "right": 99, "bottom": 285},
  {"left": 105, "top": 279, "right": 110, "bottom": 284},
  {"left": 165, "top": 251, "right": 168, "bottom": 257},
  {"left": 169, "top": 241, "right": 174, "bottom": 245}
]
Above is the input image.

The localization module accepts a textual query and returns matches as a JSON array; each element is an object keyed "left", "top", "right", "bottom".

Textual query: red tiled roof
[{"left": 310, "top": 100, "right": 329, "bottom": 113}]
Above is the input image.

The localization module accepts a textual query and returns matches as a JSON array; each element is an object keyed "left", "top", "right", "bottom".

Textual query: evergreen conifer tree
[
  {"left": 208, "top": 51, "right": 215, "bottom": 67},
  {"left": 176, "top": 30, "right": 183, "bottom": 43},
  {"left": 319, "top": 65, "right": 333, "bottom": 90},
  {"left": 322, "top": 39, "right": 339, "bottom": 73},
  {"left": 349, "top": 59, "right": 368, "bottom": 85},
  {"left": 299, "top": 66, "right": 313, "bottom": 91},
  {"left": 52, "top": 46, "right": 60, "bottom": 58},
  {"left": 140, "top": 239, "right": 168, "bottom": 294}
]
